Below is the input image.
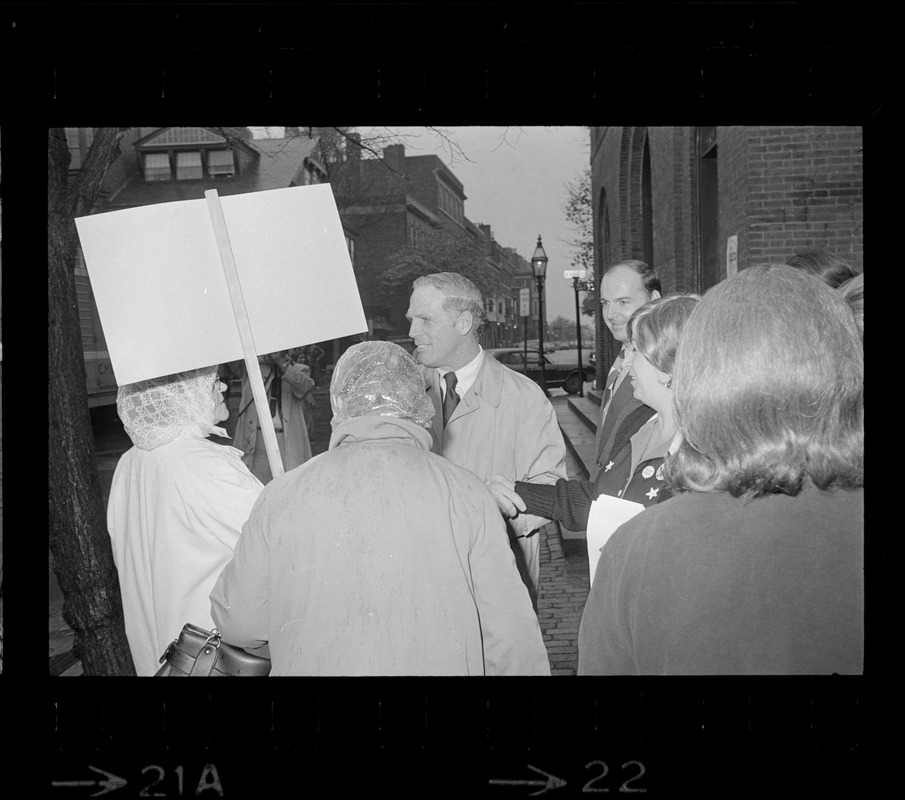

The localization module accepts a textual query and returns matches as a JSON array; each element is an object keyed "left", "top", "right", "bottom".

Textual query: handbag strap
[{"left": 188, "top": 631, "right": 222, "bottom": 677}]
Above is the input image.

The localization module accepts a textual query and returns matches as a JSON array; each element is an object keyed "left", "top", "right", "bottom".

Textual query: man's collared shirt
[{"left": 438, "top": 347, "right": 484, "bottom": 403}]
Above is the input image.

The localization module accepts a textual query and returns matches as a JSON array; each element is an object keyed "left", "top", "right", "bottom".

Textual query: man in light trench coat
[{"left": 406, "top": 272, "right": 567, "bottom": 610}]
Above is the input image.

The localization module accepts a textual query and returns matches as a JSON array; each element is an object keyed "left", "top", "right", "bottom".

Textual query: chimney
[
  {"left": 383, "top": 143, "right": 406, "bottom": 175},
  {"left": 347, "top": 131, "right": 361, "bottom": 162}
]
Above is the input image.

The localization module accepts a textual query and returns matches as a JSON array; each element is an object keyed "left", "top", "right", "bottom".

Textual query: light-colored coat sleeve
[
  {"left": 466, "top": 485, "right": 551, "bottom": 675},
  {"left": 209, "top": 489, "right": 271, "bottom": 650},
  {"left": 504, "top": 381, "right": 567, "bottom": 538},
  {"left": 432, "top": 356, "right": 567, "bottom": 538}
]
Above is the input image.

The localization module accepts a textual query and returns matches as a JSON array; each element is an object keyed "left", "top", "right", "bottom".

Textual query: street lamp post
[
  {"left": 564, "top": 269, "right": 592, "bottom": 397},
  {"left": 572, "top": 276, "right": 585, "bottom": 397},
  {"left": 531, "top": 235, "right": 549, "bottom": 396}
]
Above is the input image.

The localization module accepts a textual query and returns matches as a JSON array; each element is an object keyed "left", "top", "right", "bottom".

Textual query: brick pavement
[{"left": 536, "top": 524, "right": 590, "bottom": 676}]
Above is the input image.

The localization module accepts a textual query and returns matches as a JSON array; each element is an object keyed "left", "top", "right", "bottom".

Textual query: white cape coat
[{"left": 107, "top": 438, "right": 263, "bottom": 675}]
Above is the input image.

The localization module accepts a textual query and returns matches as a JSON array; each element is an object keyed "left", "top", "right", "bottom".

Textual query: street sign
[
  {"left": 519, "top": 288, "right": 530, "bottom": 317},
  {"left": 726, "top": 234, "right": 738, "bottom": 278},
  {"left": 563, "top": 269, "right": 587, "bottom": 280}
]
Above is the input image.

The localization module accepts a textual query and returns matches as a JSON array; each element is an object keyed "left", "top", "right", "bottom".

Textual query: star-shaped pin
[
  {"left": 604, "top": 460, "right": 615, "bottom": 472},
  {"left": 646, "top": 487, "right": 659, "bottom": 500}
]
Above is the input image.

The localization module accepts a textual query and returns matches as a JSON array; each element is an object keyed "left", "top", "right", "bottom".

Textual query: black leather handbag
[{"left": 155, "top": 623, "right": 271, "bottom": 677}]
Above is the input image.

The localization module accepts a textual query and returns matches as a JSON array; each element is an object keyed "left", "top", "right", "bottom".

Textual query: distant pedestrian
[
  {"left": 107, "top": 366, "right": 263, "bottom": 675},
  {"left": 234, "top": 351, "right": 316, "bottom": 484},
  {"left": 578, "top": 265, "right": 864, "bottom": 675},
  {"left": 304, "top": 343, "right": 326, "bottom": 385},
  {"left": 211, "top": 341, "right": 549, "bottom": 675},
  {"left": 406, "top": 272, "right": 567, "bottom": 610}
]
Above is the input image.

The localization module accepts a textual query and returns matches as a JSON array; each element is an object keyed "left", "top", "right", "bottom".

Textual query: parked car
[
  {"left": 526, "top": 339, "right": 557, "bottom": 354},
  {"left": 487, "top": 348, "right": 590, "bottom": 395}
]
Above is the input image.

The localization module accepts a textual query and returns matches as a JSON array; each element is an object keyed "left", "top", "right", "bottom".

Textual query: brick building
[
  {"left": 590, "top": 125, "right": 863, "bottom": 380},
  {"left": 332, "top": 142, "right": 535, "bottom": 347}
]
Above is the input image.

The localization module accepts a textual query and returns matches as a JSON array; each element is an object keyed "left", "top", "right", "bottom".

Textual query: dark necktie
[
  {"left": 442, "top": 372, "right": 459, "bottom": 427},
  {"left": 603, "top": 347, "right": 627, "bottom": 409}
]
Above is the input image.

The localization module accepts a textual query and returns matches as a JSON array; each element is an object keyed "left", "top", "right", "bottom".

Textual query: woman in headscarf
[
  {"left": 107, "top": 365, "right": 264, "bottom": 675},
  {"left": 211, "top": 341, "right": 550, "bottom": 676}
]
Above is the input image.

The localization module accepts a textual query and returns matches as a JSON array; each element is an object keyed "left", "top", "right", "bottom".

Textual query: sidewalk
[
  {"left": 50, "top": 384, "right": 593, "bottom": 676},
  {"left": 535, "top": 392, "right": 592, "bottom": 676}
]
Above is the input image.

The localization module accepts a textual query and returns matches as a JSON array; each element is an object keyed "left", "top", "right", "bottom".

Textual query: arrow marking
[
  {"left": 52, "top": 765, "right": 128, "bottom": 796},
  {"left": 489, "top": 764, "right": 567, "bottom": 796}
]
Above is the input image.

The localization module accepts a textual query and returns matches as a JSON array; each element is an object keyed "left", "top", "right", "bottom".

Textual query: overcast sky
[{"left": 253, "top": 125, "right": 592, "bottom": 322}]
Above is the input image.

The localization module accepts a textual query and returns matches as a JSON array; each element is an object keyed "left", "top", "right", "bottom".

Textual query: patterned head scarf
[
  {"left": 117, "top": 365, "right": 226, "bottom": 450},
  {"left": 330, "top": 341, "right": 434, "bottom": 429}
]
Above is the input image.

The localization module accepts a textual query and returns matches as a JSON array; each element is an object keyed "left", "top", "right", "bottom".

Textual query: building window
[
  {"left": 176, "top": 151, "right": 203, "bottom": 180},
  {"left": 144, "top": 152, "right": 171, "bottom": 182},
  {"left": 207, "top": 149, "right": 235, "bottom": 178},
  {"left": 65, "top": 128, "right": 95, "bottom": 170},
  {"left": 438, "top": 181, "right": 463, "bottom": 226},
  {"left": 66, "top": 128, "right": 83, "bottom": 169},
  {"left": 409, "top": 216, "right": 434, "bottom": 251}
]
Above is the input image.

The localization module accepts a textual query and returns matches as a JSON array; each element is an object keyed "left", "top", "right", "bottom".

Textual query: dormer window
[
  {"left": 143, "top": 153, "right": 171, "bottom": 182},
  {"left": 137, "top": 126, "right": 247, "bottom": 183},
  {"left": 141, "top": 147, "right": 237, "bottom": 182},
  {"left": 438, "top": 180, "right": 464, "bottom": 226},
  {"left": 176, "top": 151, "right": 203, "bottom": 180},
  {"left": 207, "top": 149, "right": 236, "bottom": 178}
]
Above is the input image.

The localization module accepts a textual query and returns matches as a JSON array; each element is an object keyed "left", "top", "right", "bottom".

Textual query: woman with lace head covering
[
  {"left": 211, "top": 341, "right": 550, "bottom": 676},
  {"left": 107, "top": 365, "right": 264, "bottom": 675}
]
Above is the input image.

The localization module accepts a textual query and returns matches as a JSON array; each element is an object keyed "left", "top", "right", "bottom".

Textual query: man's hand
[{"left": 485, "top": 475, "right": 527, "bottom": 519}]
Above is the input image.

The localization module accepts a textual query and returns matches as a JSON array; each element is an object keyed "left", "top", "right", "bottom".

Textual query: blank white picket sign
[
  {"left": 75, "top": 183, "right": 367, "bottom": 386},
  {"left": 76, "top": 183, "right": 368, "bottom": 478}
]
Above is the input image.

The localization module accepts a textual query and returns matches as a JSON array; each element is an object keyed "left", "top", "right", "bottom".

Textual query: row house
[
  {"left": 331, "top": 141, "right": 536, "bottom": 349},
  {"left": 65, "top": 126, "right": 339, "bottom": 406},
  {"left": 590, "top": 125, "right": 863, "bottom": 383}
]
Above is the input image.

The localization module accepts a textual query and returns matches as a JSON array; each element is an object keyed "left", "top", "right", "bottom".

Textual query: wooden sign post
[
  {"left": 204, "top": 189, "right": 283, "bottom": 479},
  {"left": 75, "top": 182, "right": 368, "bottom": 479}
]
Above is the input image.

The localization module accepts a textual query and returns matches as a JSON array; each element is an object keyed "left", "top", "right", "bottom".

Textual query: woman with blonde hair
[{"left": 578, "top": 264, "right": 864, "bottom": 675}]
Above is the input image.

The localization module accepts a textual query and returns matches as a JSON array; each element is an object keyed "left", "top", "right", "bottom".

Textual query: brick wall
[
  {"left": 745, "top": 126, "right": 863, "bottom": 270},
  {"left": 591, "top": 125, "right": 864, "bottom": 371},
  {"left": 590, "top": 127, "right": 627, "bottom": 378},
  {"left": 648, "top": 127, "right": 681, "bottom": 291},
  {"left": 717, "top": 126, "right": 751, "bottom": 278},
  {"left": 342, "top": 204, "right": 407, "bottom": 317}
]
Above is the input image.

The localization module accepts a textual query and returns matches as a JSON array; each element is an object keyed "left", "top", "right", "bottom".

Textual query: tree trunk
[{"left": 48, "top": 128, "right": 136, "bottom": 676}]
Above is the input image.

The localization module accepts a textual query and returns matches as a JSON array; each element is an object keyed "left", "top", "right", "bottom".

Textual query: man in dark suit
[{"left": 591, "top": 260, "right": 661, "bottom": 482}]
